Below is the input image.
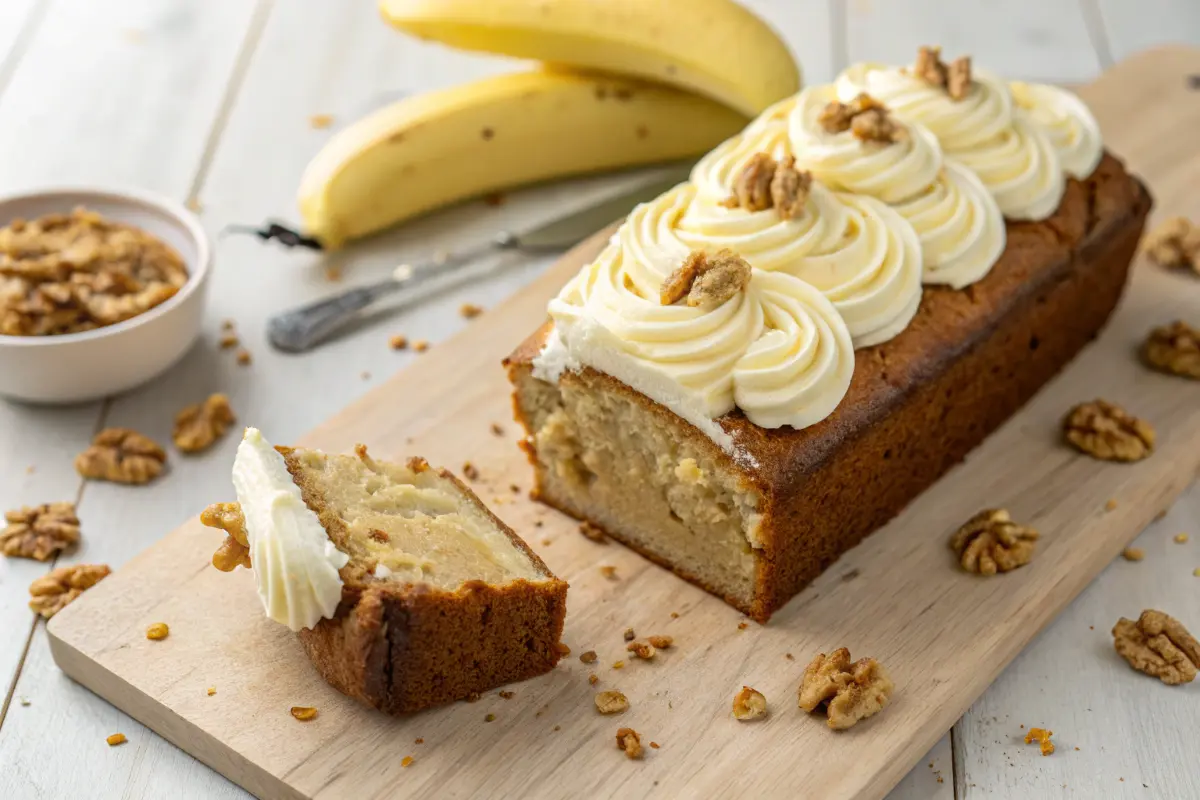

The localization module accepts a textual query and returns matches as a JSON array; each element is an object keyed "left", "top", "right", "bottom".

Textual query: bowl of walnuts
[{"left": 0, "top": 187, "right": 211, "bottom": 404}]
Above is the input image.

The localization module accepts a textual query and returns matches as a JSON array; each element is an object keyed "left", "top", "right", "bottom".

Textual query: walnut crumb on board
[
  {"left": 949, "top": 509, "right": 1039, "bottom": 575},
  {"left": 459, "top": 303, "right": 483, "bottom": 319},
  {"left": 1024, "top": 727, "right": 1055, "bottom": 756},
  {"left": 647, "top": 635, "right": 673, "bottom": 649},
  {"left": 389, "top": 334, "right": 408, "bottom": 350},
  {"left": 580, "top": 522, "right": 608, "bottom": 544},
  {"left": 626, "top": 641, "right": 656, "bottom": 660},
  {"left": 145, "top": 622, "right": 169, "bottom": 641},
  {"left": 173, "top": 394, "right": 236, "bottom": 453},
  {"left": 218, "top": 334, "right": 239, "bottom": 350},
  {"left": 798, "top": 648, "right": 894, "bottom": 730},
  {"left": 1112, "top": 609, "right": 1199, "bottom": 685},
  {"left": 588, "top": 673, "right": 599, "bottom": 685},
  {"left": 600, "top": 565, "right": 618, "bottom": 580},
  {"left": 401, "top": 756, "right": 414, "bottom": 768},
  {"left": 623, "top": 627, "right": 635, "bottom": 642},
  {"left": 555, "top": 642, "right": 571, "bottom": 656},
  {"left": 615, "top": 728, "right": 643, "bottom": 759},
  {"left": 1063, "top": 400, "right": 1155, "bottom": 462},
  {"left": 106, "top": 733, "right": 127, "bottom": 747},
  {"left": 1175, "top": 533, "right": 1190, "bottom": 544},
  {"left": 201, "top": 502, "right": 250, "bottom": 571},
  {"left": 28, "top": 563, "right": 110, "bottom": 619},
  {"left": 1, "top": 502, "right": 80, "bottom": 561},
  {"left": 1122, "top": 548, "right": 1145, "bottom": 562},
  {"left": 462, "top": 462, "right": 479, "bottom": 481},
  {"left": 236, "top": 349, "right": 252, "bottom": 366},
  {"left": 1105, "top": 499, "right": 1118, "bottom": 512},
  {"left": 580, "top": 650, "right": 598, "bottom": 664},
  {"left": 732, "top": 686, "right": 767, "bottom": 720},
  {"left": 206, "top": 687, "right": 216, "bottom": 696},
  {"left": 290, "top": 706, "right": 318, "bottom": 721},
  {"left": 1142, "top": 216, "right": 1200, "bottom": 273},
  {"left": 412, "top": 339, "right": 429, "bottom": 353},
  {"left": 75, "top": 428, "right": 167, "bottom": 484},
  {"left": 1143, "top": 321, "right": 1200, "bottom": 379},
  {"left": 595, "top": 691, "right": 629, "bottom": 714}
]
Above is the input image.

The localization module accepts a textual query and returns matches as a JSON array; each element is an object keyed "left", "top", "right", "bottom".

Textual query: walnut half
[
  {"left": 1113, "top": 609, "right": 1199, "bottom": 685},
  {"left": 949, "top": 509, "right": 1039, "bottom": 575},
  {"left": 732, "top": 686, "right": 767, "bottom": 720},
  {"left": 201, "top": 502, "right": 251, "bottom": 571},
  {"left": 1, "top": 502, "right": 80, "bottom": 561},
  {"left": 721, "top": 152, "right": 812, "bottom": 220},
  {"left": 1143, "top": 321, "right": 1200, "bottom": 380},
  {"left": 75, "top": 427, "right": 167, "bottom": 484},
  {"left": 798, "top": 648, "right": 894, "bottom": 730},
  {"left": 28, "top": 563, "right": 111, "bottom": 619},
  {"left": 173, "top": 393, "right": 237, "bottom": 453},
  {"left": 659, "top": 249, "right": 751, "bottom": 309},
  {"left": 1141, "top": 216, "right": 1200, "bottom": 273},
  {"left": 1062, "top": 400, "right": 1154, "bottom": 462}
]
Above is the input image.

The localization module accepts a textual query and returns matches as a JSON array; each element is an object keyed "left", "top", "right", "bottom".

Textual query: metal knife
[{"left": 267, "top": 164, "right": 694, "bottom": 353}]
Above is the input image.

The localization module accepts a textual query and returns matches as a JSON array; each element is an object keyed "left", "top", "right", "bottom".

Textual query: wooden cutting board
[{"left": 47, "top": 47, "right": 1200, "bottom": 800}]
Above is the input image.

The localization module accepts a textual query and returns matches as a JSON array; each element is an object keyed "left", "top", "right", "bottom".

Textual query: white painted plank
[
  {"left": 1097, "top": 0, "right": 1200, "bottom": 61},
  {"left": 955, "top": 488, "right": 1200, "bottom": 798},
  {"left": 846, "top": 0, "right": 1102, "bottom": 82},
  {"left": 0, "top": 1, "right": 267, "bottom": 798},
  {"left": 887, "top": 732, "right": 954, "bottom": 800}
]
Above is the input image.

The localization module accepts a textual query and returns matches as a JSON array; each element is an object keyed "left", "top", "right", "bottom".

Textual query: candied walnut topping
[
  {"left": 949, "top": 509, "right": 1039, "bottom": 575},
  {"left": 146, "top": 622, "right": 169, "bottom": 641},
  {"left": 913, "top": 46, "right": 972, "bottom": 100},
  {"left": 1112, "top": 609, "right": 1199, "bottom": 685},
  {"left": 819, "top": 93, "right": 905, "bottom": 144},
  {"left": 1063, "top": 400, "right": 1155, "bottom": 462},
  {"left": 290, "top": 706, "right": 318, "bottom": 721},
  {"left": 1143, "top": 321, "right": 1200, "bottom": 379},
  {"left": 770, "top": 156, "right": 812, "bottom": 220},
  {"left": 720, "top": 153, "right": 812, "bottom": 220},
  {"left": 732, "top": 686, "right": 767, "bottom": 720},
  {"left": 201, "top": 502, "right": 251, "bottom": 571},
  {"left": 75, "top": 428, "right": 167, "bottom": 484},
  {"left": 0, "top": 207, "right": 188, "bottom": 336},
  {"left": 1024, "top": 727, "right": 1055, "bottom": 756},
  {"left": 28, "top": 563, "right": 111, "bottom": 619},
  {"left": 1, "top": 502, "right": 80, "bottom": 561},
  {"left": 798, "top": 647, "right": 894, "bottom": 730},
  {"left": 595, "top": 690, "right": 629, "bottom": 714},
  {"left": 173, "top": 394, "right": 237, "bottom": 453},
  {"left": 626, "top": 641, "right": 656, "bottom": 660},
  {"left": 659, "top": 249, "right": 751, "bottom": 309},
  {"left": 615, "top": 727, "right": 643, "bottom": 759},
  {"left": 1142, "top": 216, "right": 1200, "bottom": 273}
]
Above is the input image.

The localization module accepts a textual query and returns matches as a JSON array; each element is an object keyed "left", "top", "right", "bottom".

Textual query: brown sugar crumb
[
  {"left": 1142, "top": 216, "right": 1200, "bottom": 273},
  {"left": 1122, "top": 547, "right": 1145, "bottom": 562},
  {"left": 173, "top": 393, "right": 236, "bottom": 453},
  {"left": 290, "top": 706, "right": 318, "bottom": 721},
  {"left": 732, "top": 686, "right": 767, "bottom": 720},
  {"left": 414, "top": 738, "right": 423, "bottom": 744},
  {"left": 201, "top": 502, "right": 251, "bottom": 571},
  {"left": 647, "top": 635, "right": 673, "bottom": 649},
  {"left": 600, "top": 565, "right": 618, "bottom": 581},
  {"left": 401, "top": 756, "right": 414, "bottom": 768},
  {"left": 626, "top": 641, "right": 656, "bottom": 660},
  {"left": 1024, "top": 727, "right": 1055, "bottom": 756},
  {"left": 309, "top": 114, "right": 334, "bottom": 129},
  {"left": 490, "top": 422, "right": 505, "bottom": 436},
  {"left": 462, "top": 462, "right": 480, "bottom": 481},
  {"left": 798, "top": 648, "right": 894, "bottom": 730},
  {"left": 949, "top": 509, "right": 1039, "bottom": 575},
  {"left": 580, "top": 650, "right": 598, "bottom": 664},
  {"left": 1175, "top": 533, "right": 1190, "bottom": 544},
  {"left": 1105, "top": 499, "right": 1119, "bottom": 512},
  {"left": 28, "top": 563, "right": 110, "bottom": 619},
  {"left": 786, "top": 652, "right": 795, "bottom": 660},
  {"left": 737, "top": 622, "right": 749, "bottom": 631},
  {"left": 145, "top": 622, "right": 169, "bottom": 641},
  {"left": 580, "top": 521, "right": 608, "bottom": 544},
  {"left": 459, "top": 302, "right": 483, "bottom": 319},
  {"left": 1, "top": 502, "right": 80, "bottom": 561},
  {"left": 1063, "top": 400, "right": 1155, "bottom": 462},
  {"left": 649, "top": 741, "right": 660, "bottom": 749},
  {"left": 595, "top": 690, "right": 629, "bottom": 714},
  {"left": 498, "top": 690, "right": 514, "bottom": 700},
  {"left": 218, "top": 333, "right": 239, "bottom": 350},
  {"left": 0, "top": 207, "right": 189, "bottom": 337},
  {"left": 75, "top": 428, "right": 167, "bottom": 484},
  {"left": 1112, "top": 609, "right": 1199, "bottom": 685},
  {"left": 412, "top": 339, "right": 429, "bottom": 353},
  {"left": 389, "top": 334, "right": 408, "bottom": 350},
  {"left": 615, "top": 727, "right": 643, "bottom": 759},
  {"left": 670, "top": 612, "right": 680, "bottom": 619},
  {"left": 106, "top": 733, "right": 127, "bottom": 747},
  {"left": 623, "top": 627, "right": 636, "bottom": 642},
  {"left": 1144, "top": 321, "right": 1200, "bottom": 379}
]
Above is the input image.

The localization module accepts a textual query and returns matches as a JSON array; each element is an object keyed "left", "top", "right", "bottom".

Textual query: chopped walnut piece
[
  {"left": 1, "top": 502, "right": 80, "bottom": 561},
  {"left": 817, "top": 100, "right": 855, "bottom": 133},
  {"left": 201, "top": 502, "right": 250, "bottom": 571},
  {"left": 681, "top": 249, "right": 751, "bottom": 309},
  {"left": 173, "top": 394, "right": 236, "bottom": 453},
  {"left": 462, "top": 462, "right": 479, "bottom": 481},
  {"left": 949, "top": 509, "right": 1039, "bottom": 575},
  {"left": 75, "top": 428, "right": 167, "bottom": 484},
  {"left": 659, "top": 250, "right": 706, "bottom": 305},
  {"left": 732, "top": 686, "right": 767, "bottom": 720},
  {"left": 798, "top": 647, "right": 895, "bottom": 730},
  {"left": 580, "top": 521, "right": 608, "bottom": 544},
  {"left": 600, "top": 565, "right": 618, "bottom": 581},
  {"left": 595, "top": 690, "right": 629, "bottom": 714},
  {"left": 914, "top": 45, "right": 947, "bottom": 87},
  {"left": 623, "top": 627, "right": 636, "bottom": 642},
  {"left": 1142, "top": 216, "right": 1200, "bottom": 272},
  {"left": 770, "top": 156, "right": 812, "bottom": 220},
  {"left": 290, "top": 706, "right": 318, "bottom": 721},
  {"left": 146, "top": 622, "right": 169, "bottom": 640},
  {"left": 947, "top": 56, "right": 972, "bottom": 100},
  {"left": 647, "top": 635, "right": 673, "bottom": 649},
  {"left": 1143, "top": 321, "right": 1200, "bottom": 379},
  {"left": 615, "top": 727, "right": 643, "bottom": 759},
  {"left": 851, "top": 107, "right": 906, "bottom": 144},
  {"left": 1024, "top": 727, "right": 1055, "bottom": 756},
  {"left": 28, "top": 563, "right": 111, "bottom": 619},
  {"left": 1112, "top": 609, "right": 1199, "bottom": 685},
  {"left": 580, "top": 650, "right": 598, "bottom": 664},
  {"left": 1063, "top": 400, "right": 1155, "bottom": 462},
  {"left": 727, "top": 152, "right": 777, "bottom": 212},
  {"left": 626, "top": 641, "right": 656, "bottom": 660},
  {"left": 1122, "top": 547, "right": 1145, "bottom": 562}
]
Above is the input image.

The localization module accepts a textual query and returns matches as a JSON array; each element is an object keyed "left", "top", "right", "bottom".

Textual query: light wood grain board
[{"left": 42, "top": 47, "right": 1200, "bottom": 800}]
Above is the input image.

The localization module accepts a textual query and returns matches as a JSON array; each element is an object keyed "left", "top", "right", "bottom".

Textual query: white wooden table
[{"left": 0, "top": 2, "right": 1196, "bottom": 798}]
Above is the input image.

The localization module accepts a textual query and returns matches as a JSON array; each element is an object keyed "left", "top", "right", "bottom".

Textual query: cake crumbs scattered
[
  {"left": 1122, "top": 548, "right": 1145, "bottom": 562},
  {"left": 206, "top": 687, "right": 216, "bottom": 696},
  {"left": 309, "top": 114, "right": 334, "bottom": 129},
  {"left": 595, "top": 690, "right": 629, "bottom": 714},
  {"left": 732, "top": 686, "right": 767, "bottom": 720},
  {"left": 616, "top": 727, "right": 643, "bottom": 759},
  {"left": 401, "top": 756, "right": 414, "bottom": 768},
  {"left": 1175, "top": 533, "right": 1190, "bottom": 544},
  {"left": 626, "top": 641, "right": 656, "bottom": 660},
  {"left": 737, "top": 622, "right": 749, "bottom": 631},
  {"left": 600, "top": 565, "right": 618, "bottom": 580},
  {"left": 462, "top": 462, "right": 479, "bottom": 481},
  {"left": 1024, "top": 727, "right": 1054, "bottom": 756},
  {"left": 623, "top": 627, "right": 636, "bottom": 641},
  {"left": 484, "top": 713, "right": 496, "bottom": 722},
  {"left": 219, "top": 334, "right": 240, "bottom": 350},
  {"left": 588, "top": 673, "right": 599, "bottom": 685},
  {"left": 498, "top": 690, "right": 514, "bottom": 700},
  {"left": 413, "top": 339, "right": 429, "bottom": 353},
  {"left": 647, "top": 635, "right": 673, "bottom": 649},
  {"left": 555, "top": 642, "right": 571, "bottom": 656},
  {"left": 18, "top": 697, "right": 30, "bottom": 706},
  {"left": 106, "top": 733, "right": 127, "bottom": 747},
  {"left": 580, "top": 522, "right": 608, "bottom": 543},
  {"left": 459, "top": 303, "right": 483, "bottom": 319},
  {"left": 612, "top": 660, "right": 625, "bottom": 670},
  {"left": 649, "top": 741, "right": 660, "bottom": 749},
  {"left": 490, "top": 423, "right": 505, "bottom": 436},
  {"left": 415, "top": 738, "right": 423, "bottom": 744},
  {"left": 670, "top": 612, "right": 680, "bottom": 619},
  {"left": 1105, "top": 499, "right": 1118, "bottom": 512},
  {"left": 580, "top": 650, "right": 598, "bottom": 664},
  {"left": 509, "top": 483, "right": 520, "bottom": 494},
  {"left": 785, "top": 653, "right": 795, "bottom": 660},
  {"left": 145, "top": 622, "right": 169, "bottom": 640},
  {"left": 236, "top": 349, "right": 252, "bottom": 366},
  {"left": 389, "top": 334, "right": 408, "bottom": 350},
  {"left": 290, "top": 706, "right": 318, "bottom": 721},
  {"left": 541, "top": 538, "right": 552, "bottom": 546}
]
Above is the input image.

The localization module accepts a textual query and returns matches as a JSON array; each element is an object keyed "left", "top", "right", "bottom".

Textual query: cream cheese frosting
[
  {"left": 1009, "top": 81, "right": 1103, "bottom": 179},
  {"left": 231, "top": 428, "right": 348, "bottom": 632},
  {"left": 835, "top": 63, "right": 1066, "bottom": 221}
]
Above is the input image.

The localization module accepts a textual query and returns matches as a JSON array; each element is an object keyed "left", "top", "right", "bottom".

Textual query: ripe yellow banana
[
  {"left": 378, "top": 0, "right": 800, "bottom": 116},
  {"left": 299, "top": 69, "right": 747, "bottom": 248}
]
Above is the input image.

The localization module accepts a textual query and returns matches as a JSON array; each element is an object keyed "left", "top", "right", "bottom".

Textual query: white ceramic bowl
[{"left": 0, "top": 187, "right": 211, "bottom": 404}]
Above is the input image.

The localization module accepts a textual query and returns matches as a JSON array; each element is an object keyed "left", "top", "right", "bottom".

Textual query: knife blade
[{"left": 267, "top": 163, "right": 695, "bottom": 353}]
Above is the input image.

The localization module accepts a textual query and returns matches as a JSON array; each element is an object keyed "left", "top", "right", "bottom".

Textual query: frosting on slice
[{"left": 1009, "top": 81, "right": 1103, "bottom": 179}]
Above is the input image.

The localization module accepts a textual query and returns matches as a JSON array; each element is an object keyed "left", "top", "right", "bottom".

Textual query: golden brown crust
[{"left": 507, "top": 152, "right": 1151, "bottom": 622}]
